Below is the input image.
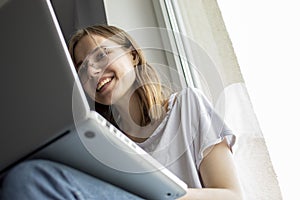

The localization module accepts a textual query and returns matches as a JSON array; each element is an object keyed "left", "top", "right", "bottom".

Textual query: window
[{"left": 84, "top": 0, "right": 283, "bottom": 198}]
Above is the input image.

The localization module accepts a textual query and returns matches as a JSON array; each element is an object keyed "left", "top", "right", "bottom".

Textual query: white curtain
[{"left": 167, "top": 0, "right": 282, "bottom": 199}]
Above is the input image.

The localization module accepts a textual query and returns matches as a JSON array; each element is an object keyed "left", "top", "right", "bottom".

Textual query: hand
[{"left": 177, "top": 188, "right": 243, "bottom": 200}]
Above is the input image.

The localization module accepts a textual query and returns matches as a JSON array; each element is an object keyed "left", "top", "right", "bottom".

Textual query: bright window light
[{"left": 217, "top": 0, "right": 300, "bottom": 199}]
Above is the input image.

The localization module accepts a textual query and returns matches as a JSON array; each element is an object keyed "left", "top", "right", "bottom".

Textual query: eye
[{"left": 95, "top": 51, "right": 106, "bottom": 62}]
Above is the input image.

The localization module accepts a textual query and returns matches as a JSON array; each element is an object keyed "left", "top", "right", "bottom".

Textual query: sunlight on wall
[{"left": 217, "top": 0, "right": 300, "bottom": 199}]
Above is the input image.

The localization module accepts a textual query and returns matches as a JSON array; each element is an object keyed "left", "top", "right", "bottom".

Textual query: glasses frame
[{"left": 77, "top": 45, "right": 127, "bottom": 84}]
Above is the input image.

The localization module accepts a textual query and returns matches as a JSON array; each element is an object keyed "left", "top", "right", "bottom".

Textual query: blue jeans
[{"left": 0, "top": 159, "right": 144, "bottom": 200}]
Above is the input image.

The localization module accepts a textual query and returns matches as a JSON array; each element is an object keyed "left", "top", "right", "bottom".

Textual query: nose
[
  {"left": 83, "top": 47, "right": 108, "bottom": 80},
  {"left": 86, "top": 64, "right": 103, "bottom": 79}
]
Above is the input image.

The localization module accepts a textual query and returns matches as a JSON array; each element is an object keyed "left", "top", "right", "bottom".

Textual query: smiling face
[{"left": 74, "top": 34, "right": 137, "bottom": 105}]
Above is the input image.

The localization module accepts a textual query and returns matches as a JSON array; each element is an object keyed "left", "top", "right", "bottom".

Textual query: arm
[{"left": 178, "top": 140, "right": 244, "bottom": 200}]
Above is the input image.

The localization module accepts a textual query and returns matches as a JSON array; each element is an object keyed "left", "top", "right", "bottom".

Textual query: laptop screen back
[{"left": 0, "top": 0, "right": 87, "bottom": 173}]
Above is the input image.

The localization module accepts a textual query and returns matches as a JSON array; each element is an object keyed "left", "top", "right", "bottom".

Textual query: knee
[
  {"left": 1, "top": 160, "right": 76, "bottom": 200},
  {"left": 2, "top": 159, "right": 61, "bottom": 188}
]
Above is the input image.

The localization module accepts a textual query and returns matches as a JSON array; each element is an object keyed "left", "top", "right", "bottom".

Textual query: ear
[
  {"left": 131, "top": 47, "right": 140, "bottom": 65},
  {"left": 131, "top": 50, "right": 139, "bottom": 66}
]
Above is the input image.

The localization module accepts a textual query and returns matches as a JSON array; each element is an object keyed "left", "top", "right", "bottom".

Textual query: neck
[
  {"left": 112, "top": 90, "right": 149, "bottom": 141},
  {"left": 111, "top": 88, "right": 167, "bottom": 143},
  {"left": 113, "top": 89, "right": 141, "bottom": 125}
]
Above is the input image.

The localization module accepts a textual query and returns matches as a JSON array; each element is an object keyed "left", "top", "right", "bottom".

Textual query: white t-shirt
[{"left": 137, "top": 87, "right": 235, "bottom": 188}]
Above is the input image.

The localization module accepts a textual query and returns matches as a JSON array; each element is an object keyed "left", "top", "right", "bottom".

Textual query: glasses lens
[
  {"left": 89, "top": 47, "right": 109, "bottom": 69},
  {"left": 77, "top": 63, "right": 88, "bottom": 83},
  {"left": 77, "top": 47, "right": 109, "bottom": 84}
]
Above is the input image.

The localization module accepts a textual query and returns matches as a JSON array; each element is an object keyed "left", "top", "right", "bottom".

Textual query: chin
[{"left": 94, "top": 95, "right": 115, "bottom": 105}]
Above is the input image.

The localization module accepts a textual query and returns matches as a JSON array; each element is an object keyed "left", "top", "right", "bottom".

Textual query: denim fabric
[{"left": 0, "top": 159, "right": 144, "bottom": 200}]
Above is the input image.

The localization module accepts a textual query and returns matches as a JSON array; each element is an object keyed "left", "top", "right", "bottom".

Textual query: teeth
[{"left": 97, "top": 77, "right": 112, "bottom": 90}]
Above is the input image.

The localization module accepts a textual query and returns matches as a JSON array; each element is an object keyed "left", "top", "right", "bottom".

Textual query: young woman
[{"left": 0, "top": 25, "right": 243, "bottom": 200}]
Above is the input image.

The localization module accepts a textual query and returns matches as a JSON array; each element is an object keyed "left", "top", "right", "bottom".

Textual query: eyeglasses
[{"left": 77, "top": 45, "right": 126, "bottom": 84}]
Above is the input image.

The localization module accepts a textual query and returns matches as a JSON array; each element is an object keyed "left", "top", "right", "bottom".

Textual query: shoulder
[
  {"left": 175, "top": 87, "right": 212, "bottom": 110},
  {"left": 165, "top": 87, "right": 215, "bottom": 122},
  {"left": 176, "top": 87, "right": 206, "bottom": 100}
]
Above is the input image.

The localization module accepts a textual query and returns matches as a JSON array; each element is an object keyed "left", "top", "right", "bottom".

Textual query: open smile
[{"left": 96, "top": 76, "right": 114, "bottom": 92}]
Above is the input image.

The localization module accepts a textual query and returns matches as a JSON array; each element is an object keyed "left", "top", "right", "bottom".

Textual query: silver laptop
[{"left": 0, "top": 0, "right": 187, "bottom": 199}]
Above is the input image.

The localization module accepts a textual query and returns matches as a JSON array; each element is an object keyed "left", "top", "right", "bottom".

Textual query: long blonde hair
[{"left": 68, "top": 24, "right": 169, "bottom": 127}]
